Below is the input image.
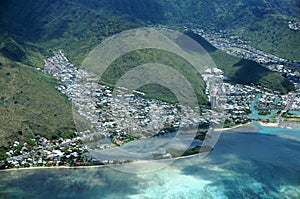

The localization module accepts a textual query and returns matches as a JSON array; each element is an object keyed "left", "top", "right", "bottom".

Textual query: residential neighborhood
[
  {"left": 1, "top": 29, "right": 299, "bottom": 170},
  {"left": 192, "top": 28, "right": 300, "bottom": 68}
]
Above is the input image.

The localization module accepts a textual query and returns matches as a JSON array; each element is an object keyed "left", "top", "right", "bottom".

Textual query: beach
[{"left": 1, "top": 121, "right": 298, "bottom": 173}]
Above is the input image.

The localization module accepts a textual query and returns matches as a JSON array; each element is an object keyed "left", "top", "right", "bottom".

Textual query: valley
[
  {"left": 0, "top": 0, "right": 299, "bottom": 170},
  {"left": 1, "top": 35, "right": 299, "bottom": 169},
  {"left": 0, "top": 1, "right": 299, "bottom": 198}
]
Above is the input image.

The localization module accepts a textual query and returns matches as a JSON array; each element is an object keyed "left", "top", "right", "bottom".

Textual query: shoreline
[
  {"left": 1, "top": 154, "right": 201, "bottom": 172},
  {"left": 1, "top": 121, "right": 295, "bottom": 173},
  {"left": 0, "top": 164, "right": 110, "bottom": 172},
  {"left": 213, "top": 122, "right": 252, "bottom": 132},
  {"left": 256, "top": 121, "right": 278, "bottom": 127}
]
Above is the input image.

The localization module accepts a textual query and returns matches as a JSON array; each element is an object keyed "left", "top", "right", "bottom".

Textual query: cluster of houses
[
  {"left": 202, "top": 64, "right": 300, "bottom": 127},
  {"left": 44, "top": 51, "right": 201, "bottom": 148},
  {"left": 290, "top": 93, "right": 300, "bottom": 111},
  {"left": 192, "top": 28, "right": 300, "bottom": 69},
  {"left": 44, "top": 50, "right": 300, "bottom": 135},
  {"left": 3, "top": 135, "right": 90, "bottom": 169},
  {"left": 288, "top": 21, "right": 300, "bottom": 31},
  {"left": 224, "top": 83, "right": 300, "bottom": 124},
  {"left": 195, "top": 28, "right": 300, "bottom": 86}
]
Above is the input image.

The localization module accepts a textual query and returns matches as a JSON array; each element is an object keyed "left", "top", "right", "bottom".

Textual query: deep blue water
[{"left": 0, "top": 127, "right": 299, "bottom": 199}]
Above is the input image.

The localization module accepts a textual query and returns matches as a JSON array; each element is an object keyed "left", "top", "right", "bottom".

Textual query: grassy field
[{"left": 99, "top": 48, "right": 208, "bottom": 105}]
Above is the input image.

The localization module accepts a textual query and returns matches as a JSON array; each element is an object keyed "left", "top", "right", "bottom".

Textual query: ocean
[{"left": 0, "top": 126, "right": 299, "bottom": 199}]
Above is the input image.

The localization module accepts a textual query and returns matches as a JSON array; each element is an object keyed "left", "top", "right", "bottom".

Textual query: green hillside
[
  {"left": 0, "top": 0, "right": 140, "bottom": 66},
  {"left": 0, "top": 29, "right": 76, "bottom": 159},
  {"left": 71, "top": 0, "right": 299, "bottom": 60},
  {"left": 1, "top": 0, "right": 299, "bottom": 61},
  {"left": 229, "top": 13, "right": 300, "bottom": 60},
  {"left": 0, "top": 34, "right": 46, "bottom": 68},
  {"left": 156, "top": 0, "right": 300, "bottom": 61},
  {"left": 0, "top": 56, "right": 75, "bottom": 159},
  {"left": 100, "top": 48, "right": 208, "bottom": 104}
]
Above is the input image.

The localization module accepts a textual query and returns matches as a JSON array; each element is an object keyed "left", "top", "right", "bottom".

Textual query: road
[{"left": 277, "top": 93, "right": 296, "bottom": 126}]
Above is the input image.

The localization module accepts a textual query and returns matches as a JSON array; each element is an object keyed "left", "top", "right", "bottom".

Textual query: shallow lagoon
[{"left": 0, "top": 127, "right": 299, "bottom": 199}]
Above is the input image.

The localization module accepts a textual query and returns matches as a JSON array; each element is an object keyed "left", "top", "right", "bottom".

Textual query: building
[{"left": 210, "top": 94, "right": 217, "bottom": 109}]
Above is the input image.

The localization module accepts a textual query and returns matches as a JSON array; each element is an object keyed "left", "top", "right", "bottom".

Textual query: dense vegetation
[
  {"left": 1, "top": 0, "right": 299, "bottom": 62},
  {"left": 65, "top": 0, "right": 300, "bottom": 60},
  {"left": 157, "top": 0, "right": 300, "bottom": 61},
  {"left": 0, "top": 0, "right": 140, "bottom": 65}
]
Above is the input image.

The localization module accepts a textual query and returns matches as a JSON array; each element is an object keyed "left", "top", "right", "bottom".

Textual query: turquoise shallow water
[
  {"left": 249, "top": 94, "right": 278, "bottom": 119},
  {"left": 289, "top": 111, "right": 300, "bottom": 115},
  {"left": 0, "top": 127, "right": 299, "bottom": 199},
  {"left": 252, "top": 120, "right": 300, "bottom": 134}
]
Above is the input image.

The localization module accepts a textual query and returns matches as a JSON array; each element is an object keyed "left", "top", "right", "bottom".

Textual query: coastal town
[{"left": 1, "top": 29, "right": 300, "bottom": 170}]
